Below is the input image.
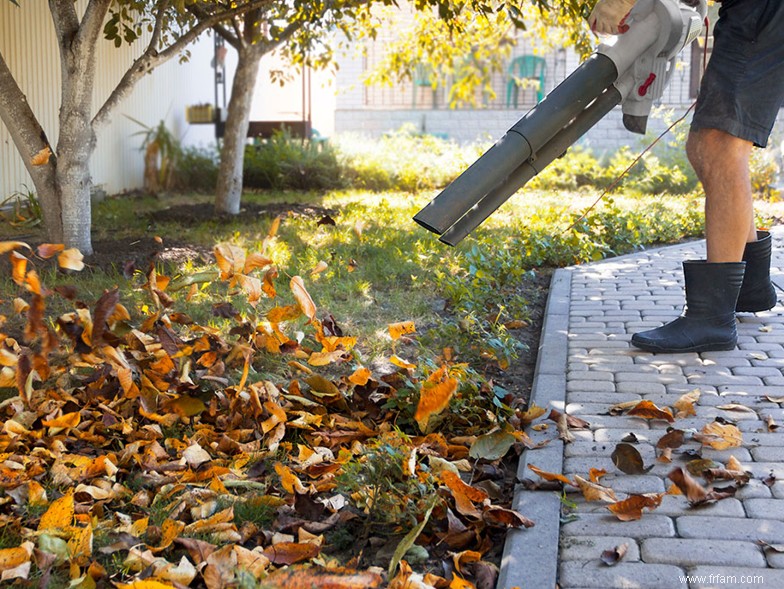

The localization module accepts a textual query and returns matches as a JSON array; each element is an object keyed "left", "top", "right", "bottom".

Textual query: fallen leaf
[
  {"left": 414, "top": 366, "right": 458, "bottom": 432},
  {"left": 38, "top": 492, "right": 74, "bottom": 531},
  {"left": 262, "top": 542, "right": 320, "bottom": 565},
  {"left": 261, "top": 566, "right": 384, "bottom": 589},
  {"left": 627, "top": 400, "right": 674, "bottom": 423},
  {"left": 275, "top": 462, "right": 307, "bottom": 495},
  {"left": 469, "top": 430, "right": 516, "bottom": 461},
  {"left": 527, "top": 464, "right": 574, "bottom": 486},
  {"left": 667, "top": 467, "right": 710, "bottom": 505},
  {"left": 606, "top": 493, "right": 663, "bottom": 521},
  {"left": 695, "top": 422, "right": 742, "bottom": 450},
  {"left": 36, "top": 243, "right": 65, "bottom": 259},
  {"left": 482, "top": 506, "right": 534, "bottom": 528},
  {"left": 600, "top": 543, "right": 628, "bottom": 565},
  {"left": 574, "top": 475, "right": 617, "bottom": 503},
  {"left": 389, "top": 496, "right": 437, "bottom": 578},
  {"left": 611, "top": 443, "right": 652, "bottom": 475},
  {"left": 656, "top": 429, "right": 686, "bottom": 449},
  {"left": 674, "top": 390, "right": 700, "bottom": 418}
]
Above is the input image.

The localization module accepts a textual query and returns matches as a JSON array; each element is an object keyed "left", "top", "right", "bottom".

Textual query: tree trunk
[{"left": 214, "top": 43, "right": 264, "bottom": 215}]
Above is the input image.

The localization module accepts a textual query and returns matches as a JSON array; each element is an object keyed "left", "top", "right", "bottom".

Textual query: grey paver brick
[
  {"left": 615, "top": 381, "right": 668, "bottom": 395},
  {"left": 562, "top": 514, "right": 675, "bottom": 538},
  {"left": 676, "top": 516, "right": 784, "bottom": 542},
  {"left": 750, "top": 446, "right": 784, "bottom": 462},
  {"left": 567, "top": 381, "right": 617, "bottom": 393},
  {"left": 559, "top": 561, "right": 684, "bottom": 589},
  {"left": 640, "top": 538, "right": 765, "bottom": 567},
  {"left": 654, "top": 495, "right": 745, "bottom": 518},
  {"left": 766, "top": 549, "right": 784, "bottom": 568},
  {"left": 559, "top": 536, "right": 640, "bottom": 562},
  {"left": 742, "top": 498, "right": 784, "bottom": 520}
]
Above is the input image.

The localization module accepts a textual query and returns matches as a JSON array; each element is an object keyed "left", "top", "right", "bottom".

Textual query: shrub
[
  {"left": 177, "top": 145, "right": 219, "bottom": 192},
  {"left": 243, "top": 131, "right": 344, "bottom": 191}
]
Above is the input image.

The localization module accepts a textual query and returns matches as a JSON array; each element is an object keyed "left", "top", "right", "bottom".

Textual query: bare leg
[{"left": 686, "top": 128, "right": 757, "bottom": 261}]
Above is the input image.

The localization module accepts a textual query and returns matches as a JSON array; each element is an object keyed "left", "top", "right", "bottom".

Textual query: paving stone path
[{"left": 498, "top": 231, "right": 784, "bottom": 589}]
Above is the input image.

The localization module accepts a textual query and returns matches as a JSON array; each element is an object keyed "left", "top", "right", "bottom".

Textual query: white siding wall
[{"left": 0, "top": 2, "right": 219, "bottom": 200}]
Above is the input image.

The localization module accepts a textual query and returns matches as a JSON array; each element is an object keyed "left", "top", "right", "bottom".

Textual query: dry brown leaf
[
  {"left": 214, "top": 243, "right": 246, "bottom": 279},
  {"left": 627, "top": 400, "right": 674, "bottom": 423},
  {"left": 275, "top": 462, "right": 307, "bottom": 495},
  {"left": 38, "top": 492, "right": 74, "bottom": 531},
  {"left": 696, "top": 422, "right": 743, "bottom": 450},
  {"left": 57, "top": 248, "right": 84, "bottom": 271},
  {"left": 611, "top": 443, "right": 652, "bottom": 475},
  {"left": 674, "top": 389, "right": 700, "bottom": 418},
  {"left": 667, "top": 467, "right": 710, "bottom": 505},
  {"left": 290, "top": 276, "right": 317, "bottom": 321},
  {"left": 527, "top": 464, "right": 575, "bottom": 486},
  {"left": 606, "top": 493, "right": 663, "bottom": 521},
  {"left": 600, "top": 543, "right": 628, "bottom": 566},
  {"left": 574, "top": 475, "right": 617, "bottom": 503},
  {"left": 261, "top": 566, "right": 383, "bottom": 589},
  {"left": 261, "top": 541, "right": 320, "bottom": 565}
]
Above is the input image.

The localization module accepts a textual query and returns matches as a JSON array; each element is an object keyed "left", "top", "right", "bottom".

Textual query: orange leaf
[
  {"left": 267, "top": 304, "right": 302, "bottom": 323},
  {"left": 261, "top": 541, "right": 320, "bottom": 565},
  {"left": 0, "top": 241, "right": 31, "bottom": 255},
  {"left": 414, "top": 366, "right": 458, "bottom": 432},
  {"left": 41, "top": 412, "right": 81, "bottom": 433},
  {"left": 390, "top": 354, "right": 416, "bottom": 370},
  {"left": 10, "top": 251, "right": 28, "bottom": 286},
  {"left": 0, "top": 545, "right": 31, "bottom": 573},
  {"left": 236, "top": 274, "right": 262, "bottom": 307},
  {"left": 36, "top": 243, "right": 65, "bottom": 259},
  {"left": 348, "top": 367, "right": 371, "bottom": 386},
  {"left": 275, "top": 462, "right": 307, "bottom": 494},
  {"left": 310, "top": 260, "right": 328, "bottom": 277},
  {"left": 574, "top": 475, "right": 618, "bottom": 503},
  {"left": 441, "top": 470, "right": 488, "bottom": 519},
  {"left": 31, "top": 146, "right": 52, "bottom": 166},
  {"left": 606, "top": 493, "right": 663, "bottom": 521},
  {"left": 243, "top": 252, "right": 273, "bottom": 273},
  {"left": 214, "top": 243, "right": 246, "bottom": 279},
  {"left": 261, "top": 566, "right": 383, "bottom": 589},
  {"left": 527, "top": 464, "right": 575, "bottom": 486},
  {"left": 116, "top": 581, "right": 178, "bottom": 589},
  {"left": 667, "top": 466, "right": 709, "bottom": 505},
  {"left": 626, "top": 400, "right": 674, "bottom": 422},
  {"left": 449, "top": 574, "right": 477, "bottom": 589},
  {"left": 697, "top": 422, "right": 742, "bottom": 450},
  {"left": 57, "top": 248, "right": 84, "bottom": 271},
  {"left": 482, "top": 506, "right": 535, "bottom": 528},
  {"left": 589, "top": 468, "right": 608, "bottom": 483},
  {"left": 149, "top": 519, "right": 185, "bottom": 552},
  {"left": 268, "top": 216, "right": 281, "bottom": 238},
  {"left": 674, "top": 389, "right": 700, "bottom": 418},
  {"left": 388, "top": 321, "right": 416, "bottom": 340},
  {"left": 38, "top": 492, "right": 74, "bottom": 531},
  {"left": 290, "top": 276, "right": 317, "bottom": 321}
]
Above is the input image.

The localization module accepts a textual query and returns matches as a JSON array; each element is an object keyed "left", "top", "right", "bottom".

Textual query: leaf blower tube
[
  {"left": 413, "top": 54, "right": 618, "bottom": 236},
  {"left": 439, "top": 86, "right": 623, "bottom": 246}
]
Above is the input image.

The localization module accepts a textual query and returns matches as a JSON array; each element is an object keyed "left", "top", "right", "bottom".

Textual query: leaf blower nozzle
[{"left": 413, "top": 0, "right": 707, "bottom": 246}]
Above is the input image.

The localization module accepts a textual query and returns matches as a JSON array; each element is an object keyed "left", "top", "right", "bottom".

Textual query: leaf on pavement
[
  {"left": 611, "top": 443, "right": 653, "bottom": 475},
  {"left": 527, "top": 464, "right": 575, "bottom": 487},
  {"left": 626, "top": 400, "right": 674, "bottom": 423},
  {"left": 674, "top": 389, "right": 700, "bottom": 418},
  {"left": 600, "top": 543, "right": 628, "bottom": 566},
  {"left": 574, "top": 475, "right": 617, "bottom": 503},
  {"left": 694, "top": 422, "right": 742, "bottom": 450},
  {"left": 606, "top": 493, "right": 663, "bottom": 521},
  {"left": 667, "top": 467, "right": 709, "bottom": 505}
]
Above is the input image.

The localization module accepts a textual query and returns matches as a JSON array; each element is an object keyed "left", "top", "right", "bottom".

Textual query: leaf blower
[{"left": 413, "top": 0, "right": 708, "bottom": 246}]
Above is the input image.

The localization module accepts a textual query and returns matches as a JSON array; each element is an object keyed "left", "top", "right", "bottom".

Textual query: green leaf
[
  {"left": 469, "top": 429, "right": 516, "bottom": 460},
  {"left": 388, "top": 495, "right": 437, "bottom": 578}
]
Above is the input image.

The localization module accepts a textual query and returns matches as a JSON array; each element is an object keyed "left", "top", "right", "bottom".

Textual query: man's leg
[{"left": 686, "top": 128, "right": 757, "bottom": 263}]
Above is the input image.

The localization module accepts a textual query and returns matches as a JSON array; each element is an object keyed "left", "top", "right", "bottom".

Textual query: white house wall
[{"left": 0, "top": 2, "right": 219, "bottom": 200}]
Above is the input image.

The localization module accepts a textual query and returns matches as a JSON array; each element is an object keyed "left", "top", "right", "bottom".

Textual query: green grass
[{"left": 4, "top": 188, "right": 784, "bottom": 373}]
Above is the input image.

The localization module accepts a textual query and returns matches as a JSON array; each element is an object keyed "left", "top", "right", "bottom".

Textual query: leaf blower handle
[{"left": 589, "top": 0, "right": 637, "bottom": 35}]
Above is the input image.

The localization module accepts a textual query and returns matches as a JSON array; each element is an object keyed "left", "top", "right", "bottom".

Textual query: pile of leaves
[{"left": 0, "top": 231, "right": 545, "bottom": 589}]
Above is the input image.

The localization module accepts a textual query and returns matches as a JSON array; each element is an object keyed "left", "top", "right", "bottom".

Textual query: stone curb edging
[{"left": 496, "top": 268, "right": 572, "bottom": 589}]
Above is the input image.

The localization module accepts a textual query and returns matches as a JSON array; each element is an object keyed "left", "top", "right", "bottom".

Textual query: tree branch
[
  {"left": 76, "top": 0, "right": 113, "bottom": 50},
  {"left": 93, "top": 0, "right": 273, "bottom": 127}
]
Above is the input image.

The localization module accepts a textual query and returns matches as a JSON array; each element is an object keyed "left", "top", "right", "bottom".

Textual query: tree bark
[{"left": 214, "top": 42, "right": 265, "bottom": 215}]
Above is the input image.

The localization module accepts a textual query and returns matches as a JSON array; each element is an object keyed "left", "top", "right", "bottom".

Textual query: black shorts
[{"left": 691, "top": 0, "right": 784, "bottom": 147}]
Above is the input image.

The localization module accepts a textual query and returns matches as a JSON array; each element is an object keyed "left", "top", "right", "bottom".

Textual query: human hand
[{"left": 587, "top": 0, "right": 636, "bottom": 35}]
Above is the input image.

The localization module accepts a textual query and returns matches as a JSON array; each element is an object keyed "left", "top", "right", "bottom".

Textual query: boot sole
[{"left": 631, "top": 338, "right": 737, "bottom": 354}]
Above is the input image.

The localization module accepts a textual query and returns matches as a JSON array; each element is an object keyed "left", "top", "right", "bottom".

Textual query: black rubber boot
[
  {"left": 736, "top": 230, "right": 777, "bottom": 312},
  {"left": 631, "top": 260, "right": 746, "bottom": 353}
]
